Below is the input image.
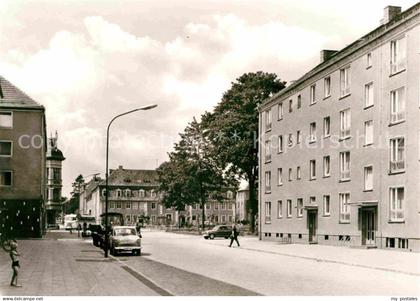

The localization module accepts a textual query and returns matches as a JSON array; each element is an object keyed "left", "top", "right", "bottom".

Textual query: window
[
  {"left": 365, "top": 82, "right": 374, "bottom": 108},
  {"left": 0, "top": 112, "right": 12, "bottom": 128},
  {"left": 151, "top": 190, "right": 157, "bottom": 198},
  {"left": 0, "top": 171, "right": 12, "bottom": 186},
  {"left": 151, "top": 202, "right": 156, "bottom": 209},
  {"left": 310, "top": 160, "right": 316, "bottom": 180},
  {"left": 310, "top": 196, "right": 316, "bottom": 203},
  {"left": 221, "top": 203, "right": 227, "bottom": 210},
  {"left": 116, "top": 189, "right": 122, "bottom": 198},
  {"left": 297, "top": 95, "right": 302, "bottom": 109},
  {"left": 310, "top": 84, "right": 316, "bottom": 104},
  {"left": 297, "top": 198, "right": 303, "bottom": 217},
  {"left": 324, "top": 76, "right": 331, "bottom": 98},
  {"left": 297, "top": 130, "right": 301, "bottom": 144},
  {"left": 206, "top": 203, "right": 211, "bottom": 210},
  {"left": 277, "top": 168, "right": 283, "bottom": 186},
  {"left": 277, "top": 200, "right": 283, "bottom": 218},
  {"left": 390, "top": 137, "right": 405, "bottom": 172},
  {"left": 278, "top": 135, "right": 283, "bottom": 153},
  {"left": 390, "top": 36, "right": 406, "bottom": 74},
  {"left": 288, "top": 168, "right": 292, "bottom": 181},
  {"left": 340, "top": 109, "right": 351, "bottom": 139},
  {"left": 389, "top": 187, "right": 404, "bottom": 222},
  {"left": 102, "top": 189, "right": 107, "bottom": 197},
  {"left": 125, "top": 202, "right": 131, "bottom": 209},
  {"left": 278, "top": 102, "right": 283, "bottom": 120},
  {"left": 366, "top": 52, "right": 372, "bottom": 68},
  {"left": 265, "top": 171, "right": 271, "bottom": 193},
  {"left": 339, "top": 151, "right": 350, "bottom": 181},
  {"left": 323, "top": 195, "right": 330, "bottom": 216},
  {"left": 309, "top": 122, "right": 316, "bottom": 142},
  {"left": 265, "top": 202, "right": 271, "bottom": 223},
  {"left": 339, "top": 193, "right": 350, "bottom": 222},
  {"left": 0, "top": 141, "right": 12, "bottom": 156},
  {"left": 227, "top": 191, "right": 233, "bottom": 199},
  {"left": 109, "top": 202, "right": 115, "bottom": 209},
  {"left": 265, "top": 140, "right": 271, "bottom": 162},
  {"left": 364, "top": 120, "right": 373, "bottom": 145},
  {"left": 139, "top": 189, "right": 145, "bottom": 198},
  {"left": 390, "top": 87, "right": 405, "bottom": 123},
  {"left": 116, "top": 202, "right": 122, "bottom": 209},
  {"left": 124, "top": 189, "right": 131, "bottom": 197},
  {"left": 323, "top": 156, "right": 330, "bottom": 177},
  {"left": 364, "top": 166, "right": 373, "bottom": 191},
  {"left": 289, "top": 99, "right": 293, "bottom": 113},
  {"left": 296, "top": 166, "right": 301, "bottom": 180},
  {"left": 265, "top": 109, "right": 272, "bottom": 131},
  {"left": 340, "top": 66, "right": 351, "bottom": 96},
  {"left": 287, "top": 200, "right": 292, "bottom": 217},
  {"left": 288, "top": 134, "right": 293, "bottom": 147},
  {"left": 214, "top": 203, "right": 219, "bottom": 210},
  {"left": 323, "top": 117, "right": 330, "bottom": 137}
]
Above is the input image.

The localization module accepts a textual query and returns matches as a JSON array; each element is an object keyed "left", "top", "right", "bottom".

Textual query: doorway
[
  {"left": 307, "top": 210, "right": 317, "bottom": 243},
  {"left": 361, "top": 208, "right": 376, "bottom": 246}
]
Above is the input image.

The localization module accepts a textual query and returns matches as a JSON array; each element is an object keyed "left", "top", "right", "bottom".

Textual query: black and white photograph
[{"left": 0, "top": 0, "right": 419, "bottom": 299}]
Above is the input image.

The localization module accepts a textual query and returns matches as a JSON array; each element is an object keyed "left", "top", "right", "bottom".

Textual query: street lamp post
[{"left": 104, "top": 104, "right": 157, "bottom": 258}]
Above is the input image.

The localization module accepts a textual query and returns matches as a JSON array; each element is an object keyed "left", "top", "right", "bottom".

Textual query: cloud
[{"left": 0, "top": 13, "right": 334, "bottom": 195}]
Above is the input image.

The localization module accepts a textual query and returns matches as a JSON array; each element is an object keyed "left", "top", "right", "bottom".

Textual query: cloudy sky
[{"left": 0, "top": 0, "right": 417, "bottom": 196}]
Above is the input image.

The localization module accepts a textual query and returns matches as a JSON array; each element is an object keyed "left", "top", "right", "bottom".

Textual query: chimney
[
  {"left": 381, "top": 6, "right": 401, "bottom": 25},
  {"left": 320, "top": 50, "right": 338, "bottom": 63}
]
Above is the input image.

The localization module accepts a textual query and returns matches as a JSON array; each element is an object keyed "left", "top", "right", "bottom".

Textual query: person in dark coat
[{"left": 229, "top": 225, "right": 240, "bottom": 247}]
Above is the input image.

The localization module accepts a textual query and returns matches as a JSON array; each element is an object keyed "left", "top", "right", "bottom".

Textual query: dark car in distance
[{"left": 203, "top": 225, "right": 232, "bottom": 239}]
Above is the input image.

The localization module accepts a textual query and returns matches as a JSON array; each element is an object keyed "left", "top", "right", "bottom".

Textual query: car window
[{"left": 114, "top": 228, "right": 136, "bottom": 236}]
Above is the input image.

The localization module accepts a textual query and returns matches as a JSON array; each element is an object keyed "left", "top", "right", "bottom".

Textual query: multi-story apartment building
[
  {"left": 45, "top": 132, "right": 65, "bottom": 227},
  {"left": 236, "top": 183, "right": 250, "bottom": 223},
  {"left": 79, "top": 166, "right": 236, "bottom": 227},
  {"left": 0, "top": 75, "right": 47, "bottom": 238},
  {"left": 258, "top": 5, "right": 420, "bottom": 251}
]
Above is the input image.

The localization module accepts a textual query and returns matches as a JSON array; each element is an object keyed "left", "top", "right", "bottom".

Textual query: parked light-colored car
[{"left": 109, "top": 226, "right": 142, "bottom": 256}]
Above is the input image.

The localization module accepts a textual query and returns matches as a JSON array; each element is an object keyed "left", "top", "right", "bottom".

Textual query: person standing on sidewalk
[
  {"left": 5, "top": 240, "right": 21, "bottom": 287},
  {"left": 229, "top": 225, "right": 240, "bottom": 247}
]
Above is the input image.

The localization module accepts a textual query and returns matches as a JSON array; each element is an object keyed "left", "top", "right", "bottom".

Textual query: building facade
[
  {"left": 0, "top": 75, "right": 47, "bottom": 238},
  {"left": 45, "top": 132, "right": 65, "bottom": 227},
  {"left": 258, "top": 5, "right": 420, "bottom": 251},
  {"left": 79, "top": 166, "right": 236, "bottom": 227},
  {"left": 236, "top": 183, "right": 250, "bottom": 223}
]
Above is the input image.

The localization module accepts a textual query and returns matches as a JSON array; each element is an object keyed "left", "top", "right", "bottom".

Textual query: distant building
[
  {"left": 45, "top": 132, "right": 65, "bottom": 227},
  {"left": 235, "top": 183, "right": 250, "bottom": 222},
  {"left": 79, "top": 166, "right": 236, "bottom": 227},
  {"left": 258, "top": 4, "right": 420, "bottom": 251},
  {"left": 0, "top": 75, "right": 47, "bottom": 238}
]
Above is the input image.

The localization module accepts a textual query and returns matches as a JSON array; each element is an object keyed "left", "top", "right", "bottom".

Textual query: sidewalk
[
  {"left": 0, "top": 231, "right": 159, "bottom": 296},
  {"left": 224, "top": 236, "right": 420, "bottom": 276}
]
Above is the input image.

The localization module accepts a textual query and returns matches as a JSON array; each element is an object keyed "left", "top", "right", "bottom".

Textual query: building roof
[
  {"left": 0, "top": 75, "right": 44, "bottom": 110},
  {"left": 100, "top": 166, "right": 159, "bottom": 188},
  {"left": 260, "top": 2, "right": 420, "bottom": 110}
]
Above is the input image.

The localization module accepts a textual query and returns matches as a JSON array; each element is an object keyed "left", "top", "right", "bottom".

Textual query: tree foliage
[
  {"left": 157, "top": 118, "right": 237, "bottom": 229},
  {"left": 203, "top": 72, "right": 286, "bottom": 232}
]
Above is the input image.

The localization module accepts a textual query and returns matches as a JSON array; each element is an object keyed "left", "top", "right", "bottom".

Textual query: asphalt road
[{"left": 116, "top": 230, "right": 420, "bottom": 296}]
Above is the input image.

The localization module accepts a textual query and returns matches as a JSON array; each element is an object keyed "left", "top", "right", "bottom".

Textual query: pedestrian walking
[
  {"left": 2, "top": 240, "right": 22, "bottom": 287},
  {"left": 229, "top": 225, "right": 240, "bottom": 247}
]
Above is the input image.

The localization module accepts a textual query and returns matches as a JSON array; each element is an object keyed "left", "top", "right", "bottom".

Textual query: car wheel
[
  {"left": 209, "top": 234, "right": 215, "bottom": 240},
  {"left": 224, "top": 236, "right": 229, "bottom": 239}
]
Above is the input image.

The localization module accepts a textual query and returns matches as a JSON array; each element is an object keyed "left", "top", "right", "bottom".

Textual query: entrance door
[
  {"left": 307, "top": 211, "right": 317, "bottom": 243},
  {"left": 362, "top": 209, "right": 375, "bottom": 246}
]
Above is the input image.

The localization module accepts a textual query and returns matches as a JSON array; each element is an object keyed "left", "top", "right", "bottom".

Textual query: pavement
[{"left": 0, "top": 229, "right": 419, "bottom": 296}]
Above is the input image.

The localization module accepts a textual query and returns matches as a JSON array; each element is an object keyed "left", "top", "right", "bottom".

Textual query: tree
[
  {"left": 67, "top": 174, "right": 85, "bottom": 214},
  {"left": 203, "top": 72, "right": 286, "bottom": 233},
  {"left": 157, "top": 118, "right": 237, "bottom": 230}
]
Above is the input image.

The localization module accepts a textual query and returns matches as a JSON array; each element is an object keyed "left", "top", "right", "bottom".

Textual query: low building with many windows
[
  {"left": 79, "top": 166, "right": 236, "bottom": 227},
  {"left": 258, "top": 4, "right": 420, "bottom": 251}
]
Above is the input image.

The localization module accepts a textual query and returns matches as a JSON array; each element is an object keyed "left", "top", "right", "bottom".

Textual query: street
[
  {"left": 119, "top": 230, "right": 420, "bottom": 296},
  {"left": 0, "top": 230, "right": 419, "bottom": 296}
]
